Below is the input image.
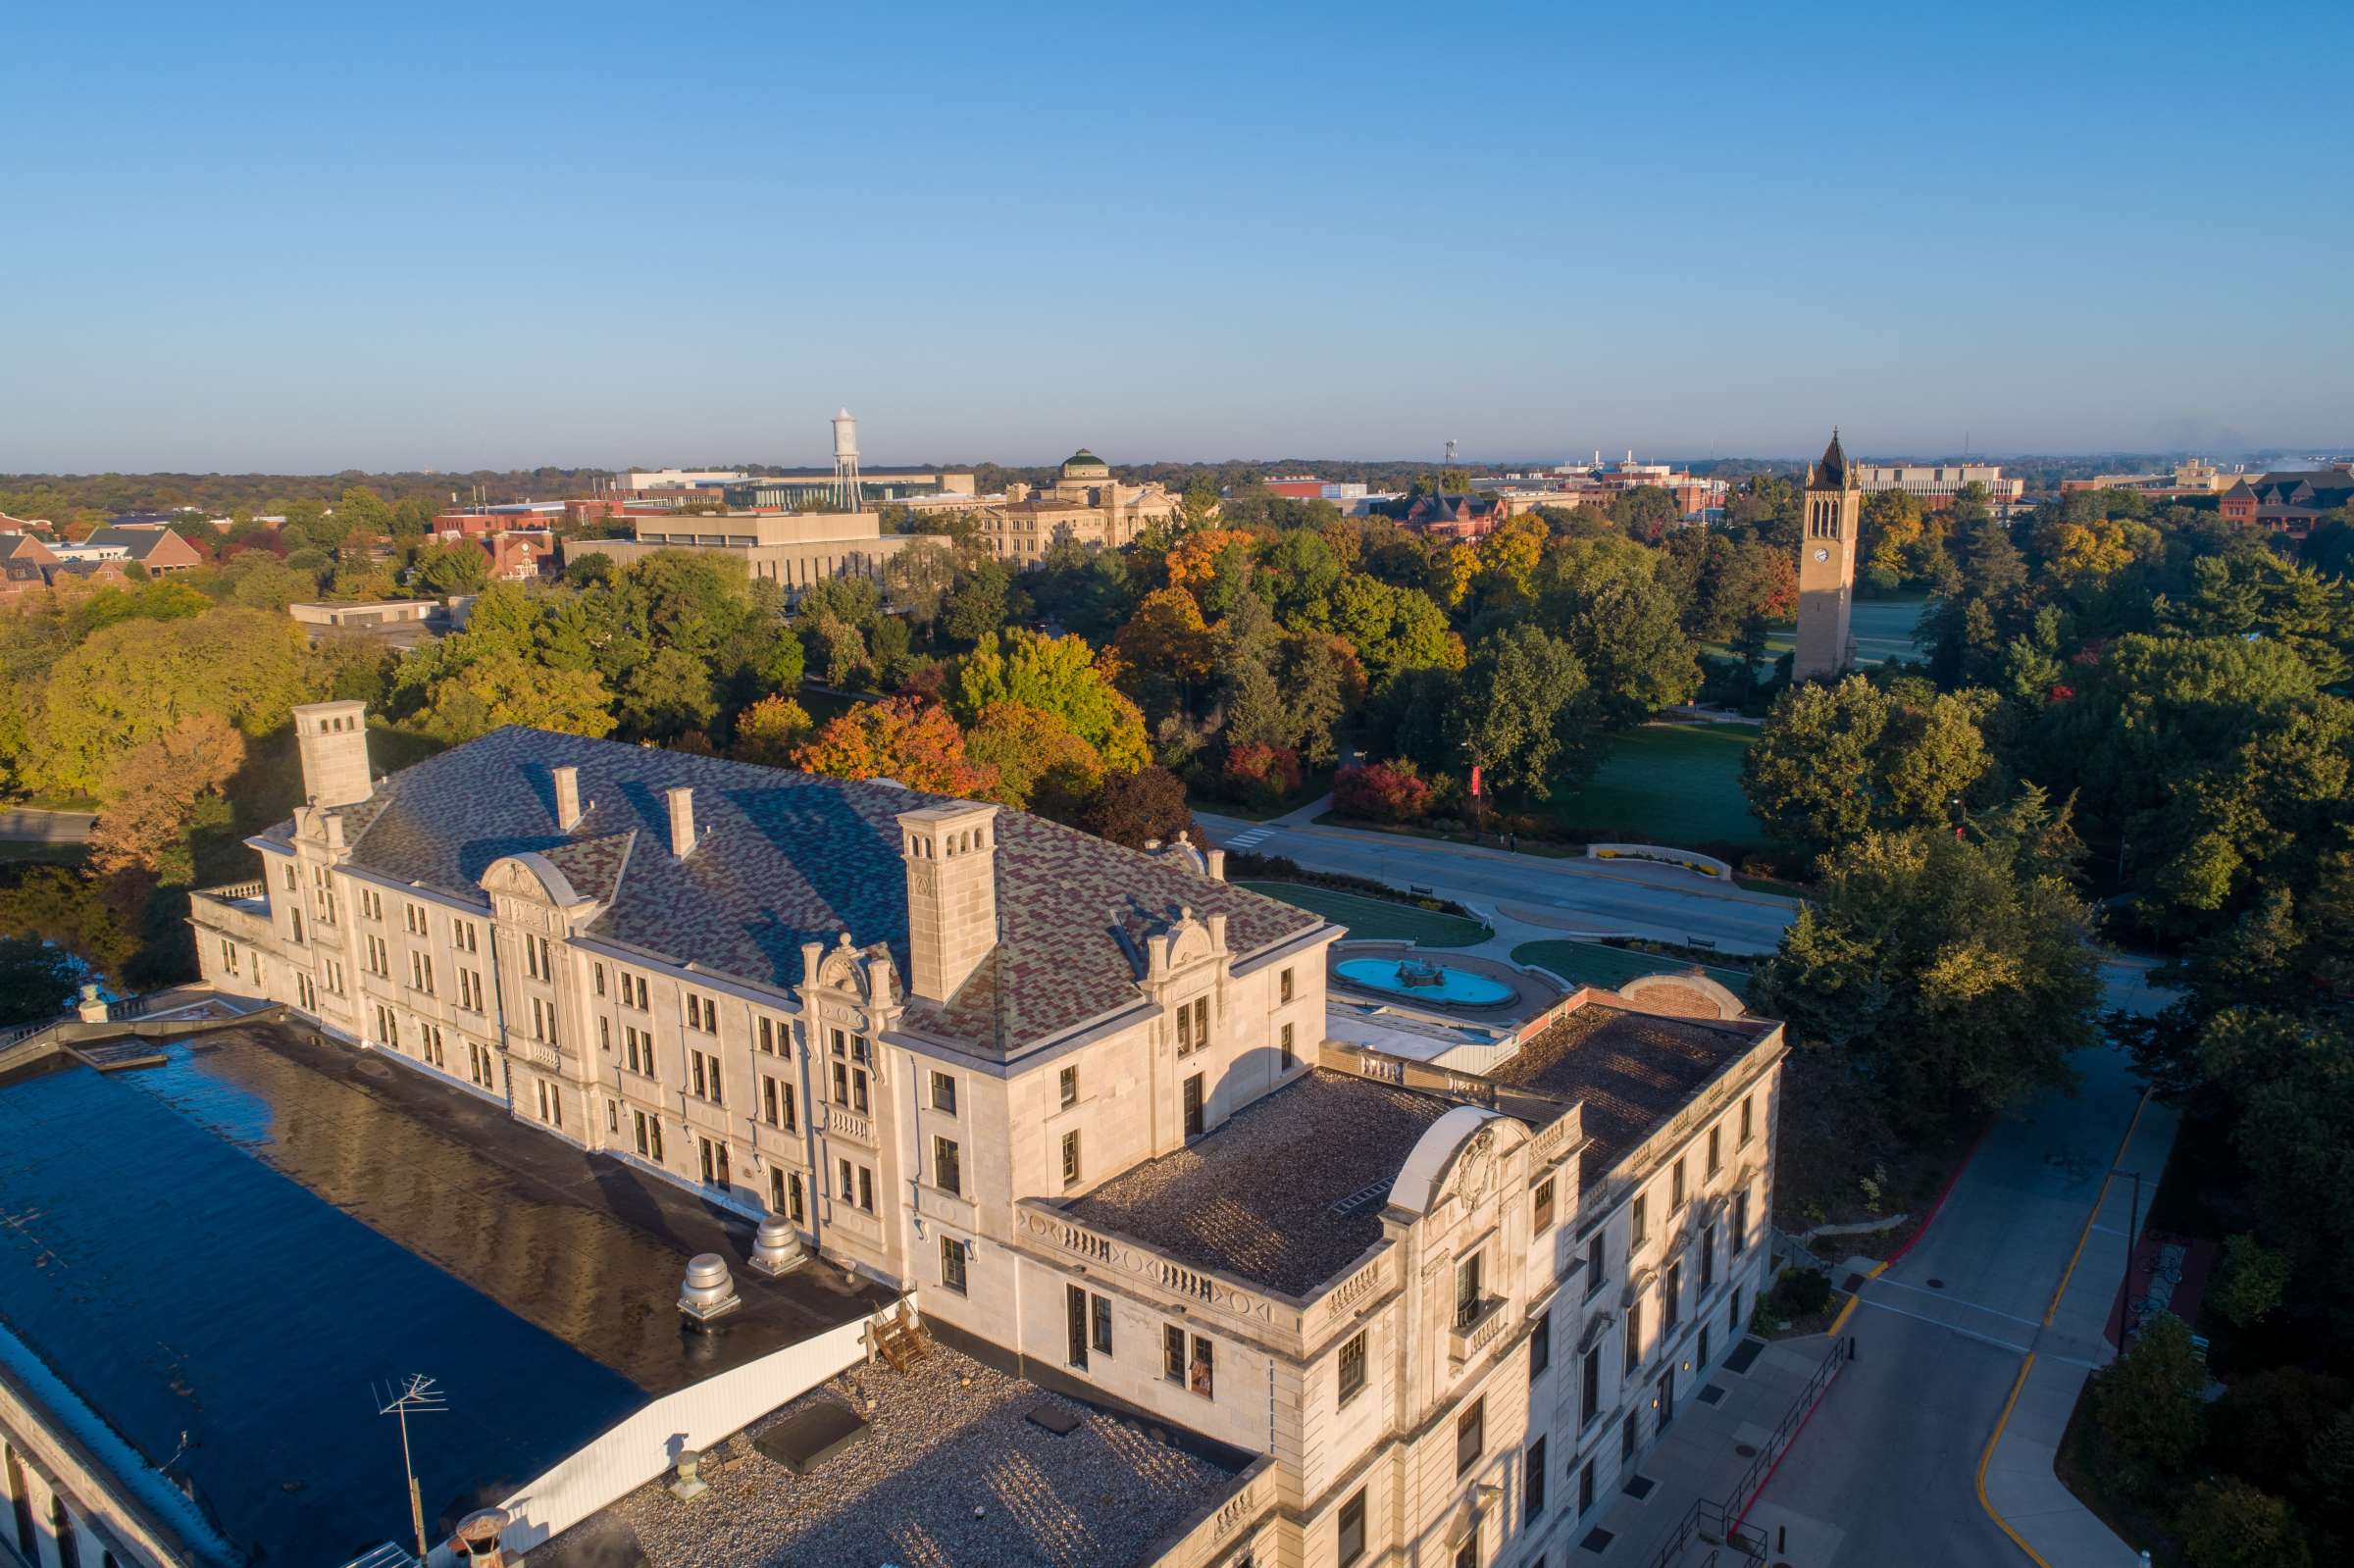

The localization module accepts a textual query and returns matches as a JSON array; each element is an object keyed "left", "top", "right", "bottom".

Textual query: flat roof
[
  {"left": 0, "top": 1025, "right": 889, "bottom": 1567},
  {"left": 1485, "top": 1004, "right": 1768, "bottom": 1184},
  {"left": 1061, "top": 1069, "right": 1454, "bottom": 1297},
  {"left": 551, "top": 1341, "right": 1248, "bottom": 1568}
]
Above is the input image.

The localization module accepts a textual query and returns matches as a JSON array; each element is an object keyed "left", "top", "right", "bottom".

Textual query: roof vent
[
  {"left": 747, "top": 1216, "right": 808, "bottom": 1277},
  {"left": 451, "top": 1509, "right": 511, "bottom": 1568},
  {"left": 678, "top": 1253, "right": 740, "bottom": 1325}
]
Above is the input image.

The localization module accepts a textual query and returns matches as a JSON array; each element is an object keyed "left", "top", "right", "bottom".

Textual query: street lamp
[{"left": 2111, "top": 1167, "right": 2144, "bottom": 1363}]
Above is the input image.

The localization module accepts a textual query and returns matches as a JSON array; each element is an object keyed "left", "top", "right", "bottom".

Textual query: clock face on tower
[{"left": 1813, "top": 547, "right": 1830, "bottom": 562}]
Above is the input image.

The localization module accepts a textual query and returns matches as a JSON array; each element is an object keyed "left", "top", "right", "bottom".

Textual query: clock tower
[{"left": 1794, "top": 429, "right": 1861, "bottom": 683}]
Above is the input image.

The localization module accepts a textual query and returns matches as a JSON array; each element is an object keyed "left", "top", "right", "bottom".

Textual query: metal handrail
[{"left": 1638, "top": 1334, "right": 1852, "bottom": 1568}]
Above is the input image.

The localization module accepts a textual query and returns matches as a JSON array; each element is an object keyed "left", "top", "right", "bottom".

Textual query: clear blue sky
[{"left": 4, "top": 0, "right": 2347, "bottom": 474}]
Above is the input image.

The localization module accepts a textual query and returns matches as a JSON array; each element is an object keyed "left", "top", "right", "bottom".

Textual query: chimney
[
  {"left": 553, "top": 766, "right": 584, "bottom": 832},
  {"left": 291, "top": 700, "right": 372, "bottom": 808},
  {"left": 666, "top": 786, "right": 697, "bottom": 857},
  {"left": 896, "top": 802, "right": 1000, "bottom": 1003},
  {"left": 1205, "top": 848, "right": 1226, "bottom": 881}
]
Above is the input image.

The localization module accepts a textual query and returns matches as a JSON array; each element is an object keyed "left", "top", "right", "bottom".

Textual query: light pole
[{"left": 2111, "top": 1168, "right": 2143, "bottom": 1362}]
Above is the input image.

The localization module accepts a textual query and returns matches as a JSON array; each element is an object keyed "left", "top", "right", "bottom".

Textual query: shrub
[
  {"left": 1333, "top": 759, "right": 1433, "bottom": 823},
  {"left": 2211, "top": 1233, "right": 2290, "bottom": 1329},
  {"left": 2204, "top": 1367, "right": 2349, "bottom": 1492},
  {"left": 2176, "top": 1477, "right": 2310, "bottom": 1568},
  {"left": 1766, "top": 1266, "right": 1831, "bottom": 1320},
  {"left": 1223, "top": 742, "right": 1303, "bottom": 808},
  {"left": 2090, "top": 1312, "right": 2206, "bottom": 1491}
]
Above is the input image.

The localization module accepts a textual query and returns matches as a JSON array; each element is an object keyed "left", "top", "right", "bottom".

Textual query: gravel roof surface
[
  {"left": 1486, "top": 1003, "right": 1766, "bottom": 1186},
  {"left": 572, "top": 1345, "right": 1246, "bottom": 1568},
  {"left": 1062, "top": 1069, "right": 1454, "bottom": 1297}
]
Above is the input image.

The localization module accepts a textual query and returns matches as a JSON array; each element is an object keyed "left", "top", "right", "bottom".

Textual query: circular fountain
[{"left": 1333, "top": 956, "right": 1514, "bottom": 1008}]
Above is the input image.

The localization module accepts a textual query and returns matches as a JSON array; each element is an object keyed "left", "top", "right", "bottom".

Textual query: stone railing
[
  {"left": 188, "top": 886, "right": 276, "bottom": 948},
  {"left": 1142, "top": 1454, "right": 1277, "bottom": 1568},
  {"left": 826, "top": 1103, "right": 874, "bottom": 1144},
  {"left": 1015, "top": 1201, "right": 1308, "bottom": 1353}
]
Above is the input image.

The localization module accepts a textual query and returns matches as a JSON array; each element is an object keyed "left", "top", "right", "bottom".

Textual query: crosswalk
[{"left": 1223, "top": 826, "right": 1278, "bottom": 850}]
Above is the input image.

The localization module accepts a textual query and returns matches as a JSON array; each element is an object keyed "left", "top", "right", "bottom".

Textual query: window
[
  {"left": 1532, "top": 1175, "right": 1556, "bottom": 1234},
  {"left": 1059, "top": 1065, "right": 1077, "bottom": 1107},
  {"left": 1455, "top": 1395, "right": 1485, "bottom": 1475},
  {"left": 593, "top": 962, "right": 606, "bottom": 996},
  {"left": 942, "top": 1236, "right": 967, "bottom": 1294},
  {"left": 1182, "top": 1072, "right": 1204, "bottom": 1138},
  {"left": 1578, "top": 1458, "right": 1596, "bottom": 1516},
  {"left": 361, "top": 887, "right": 384, "bottom": 921},
  {"left": 857, "top": 1164, "right": 874, "bottom": 1213},
  {"left": 1664, "top": 1260, "right": 1683, "bottom": 1332},
  {"left": 1455, "top": 1252, "right": 1483, "bottom": 1327},
  {"left": 1702, "top": 1226, "right": 1716, "bottom": 1292},
  {"left": 1621, "top": 1408, "right": 1639, "bottom": 1463},
  {"left": 454, "top": 920, "right": 477, "bottom": 954},
  {"left": 1586, "top": 1231, "right": 1608, "bottom": 1297},
  {"left": 1631, "top": 1192, "right": 1648, "bottom": 1245},
  {"left": 1060, "top": 1129, "right": 1082, "bottom": 1189},
  {"left": 1739, "top": 1093, "right": 1754, "bottom": 1145},
  {"left": 1092, "top": 1293, "right": 1113, "bottom": 1355},
  {"left": 831, "top": 1027, "right": 869, "bottom": 1112},
  {"left": 459, "top": 968, "right": 484, "bottom": 1011},
  {"left": 930, "top": 1070, "right": 957, "bottom": 1114},
  {"left": 405, "top": 902, "right": 426, "bottom": 936},
  {"left": 691, "top": 1048, "right": 723, "bottom": 1104},
  {"left": 758, "top": 1016, "right": 781, "bottom": 1056},
  {"left": 1166, "top": 1326, "right": 1214, "bottom": 1397},
  {"left": 1733, "top": 1189, "right": 1751, "bottom": 1253},
  {"left": 1671, "top": 1157, "right": 1687, "bottom": 1213},
  {"left": 1453, "top": 1530, "right": 1477, "bottom": 1568},
  {"left": 1280, "top": 967, "right": 1294, "bottom": 1003},
  {"left": 1625, "top": 1298, "right": 1643, "bottom": 1370},
  {"left": 537, "top": 1078, "right": 562, "bottom": 1128},
  {"left": 1338, "top": 1331, "right": 1367, "bottom": 1405},
  {"left": 365, "top": 935, "right": 389, "bottom": 977},
  {"left": 1279, "top": 1021, "right": 1295, "bottom": 1070},
  {"left": 697, "top": 1136, "right": 730, "bottom": 1189},
  {"left": 1337, "top": 1489, "right": 1367, "bottom": 1566},
  {"left": 1707, "top": 1125, "right": 1722, "bottom": 1176},
  {"left": 1581, "top": 1344, "right": 1602, "bottom": 1426},
  {"left": 599, "top": 1017, "right": 611, "bottom": 1054},
  {"left": 418, "top": 1022, "right": 445, "bottom": 1068},
  {"left": 1531, "top": 1305, "right": 1552, "bottom": 1377},
  {"left": 934, "top": 1136, "right": 962, "bottom": 1197},
  {"left": 1524, "top": 1435, "right": 1548, "bottom": 1523},
  {"left": 467, "top": 1040, "right": 497, "bottom": 1090},
  {"left": 608, "top": 1099, "right": 620, "bottom": 1133},
  {"left": 408, "top": 950, "right": 435, "bottom": 993},
  {"left": 282, "top": 861, "right": 297, "bottom": 891},
  {"left": 763, "top": 1075, "right": 794, "bottom": 1130}
]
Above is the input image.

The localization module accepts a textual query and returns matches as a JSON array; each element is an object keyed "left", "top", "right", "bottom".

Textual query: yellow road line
[
  {"left": 1825, "top": 1256, "right": 1890, "bottom": 1337},
  {"left": 2043, "top": 1088, "right": 2150, "bottom": 1327},
  {"left": 1977, "top": 1353, "right": 2052, "bottom": 1567}
]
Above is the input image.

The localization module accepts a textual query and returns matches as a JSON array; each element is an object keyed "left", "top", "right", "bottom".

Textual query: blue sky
[{"left": 4, "top": 0, "right": 2347, "bottom": 473}]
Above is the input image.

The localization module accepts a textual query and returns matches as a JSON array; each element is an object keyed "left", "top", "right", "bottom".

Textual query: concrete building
[
  {"left": 1850, "top": 460, "right": 2024, "bottom": 512},
  {"left": 2060, "top": 458, "right": 2246, "bottom": 497},
  {"left": 178, "top": 714, "right": 1787, "bottom": 1568},
  {"left": 563, "top": 511, "right": 918, "bottom": 597},
  {"left": 974, "top": 450, "right": 1183, "bottom": 566},
  {"left": 1794, "top": 430, "right": 1861, "bottom": 683},
  {"left": 287, "top": 596, "right": 469, "bottom": 649}
]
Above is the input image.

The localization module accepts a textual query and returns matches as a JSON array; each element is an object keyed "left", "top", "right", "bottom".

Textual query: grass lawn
[
  {"left": 1509, "top": 938, "right": 1753, "bottom": 999},
  {"left": 1542, "top": 721, "right": 1765, "bottom": 850},
  {"left": 1240, "top": 882, "right": 1490, "bottom": 948},
  {"left": 0, "top": 842, "right": 87, "bottom": 867},
  {"left": 1702, "top": 594, "right": 1928, "bottom": 675}
]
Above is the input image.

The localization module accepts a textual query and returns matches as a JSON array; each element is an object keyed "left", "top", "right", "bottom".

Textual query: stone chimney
[
  {"left": 553, "top": 766, "right": 584, "bottom": 832},
  {"left": 1205, "top": 848, "right": 1227, "bottom": 881},
  {"left": 666, "top": 785, "right": 697, "bottom": 858},
  {"left": 896, "top": 802, "right": 1000, "bottom": 1003},
  {"left": 291, "top": 700, "right": 372, "bottom": 808}
]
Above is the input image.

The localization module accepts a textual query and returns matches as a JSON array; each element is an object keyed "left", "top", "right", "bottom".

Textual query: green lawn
[
  {"left": 1703, "top": 594, "right": 1927, "bottom": 674},
  {"left": 0, "top": 842, "right": 87, "bottom": 867},
  {"left": 1510, "top": 938, "right": 1753, "bottom": 1000},
  {"left": 1542, "top": 721, "right": 1765, "bottom": 849},
  {"left": 1239, "top": 882, "right": 1490, "bottom": 948}
]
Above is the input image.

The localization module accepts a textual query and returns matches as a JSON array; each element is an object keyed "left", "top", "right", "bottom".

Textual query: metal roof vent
[
  {"left": 748, "top": 1216, "right": 809, "bottom": 1277},
  {"left": 451, "top": 1509, "right": 511, "bottom": 1568},
  {"left": 678, "top": 1253, "right": 741, "bottom": 1326}
]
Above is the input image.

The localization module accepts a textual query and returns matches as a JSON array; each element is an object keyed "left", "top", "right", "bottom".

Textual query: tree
[
  {"left": 731, "top": 693, "right": 813, "bottom": 766},
  {"left": 1742, "top": 676, "right": 1998, "bottom": 864},
  {"left": 86, "top": 713, "right": 247, "bottom": 879},
  {"left": 1079, "top": 766, "right": 1196, "bottom": 848},
  {"left": 2211, "top": 1233, "right": 2291, "bottom": 1328},
  {"left": 412, "top": 539, "right": 489, "bottom": 594},
  {"left": 2088, "top": 1311, "right": 2206, "bottom": 1491},
  {"left": 884, "top": 539, "right": 959, "bottom": 631},
  {"left": 413, "top": 651, "right": 617, "bottom": 742},
  {"left": 954, "top": 630, "right": 1150, "bottom": 771},
  {"left": 945, "top": 557, "right": 1025, "bottom": 645},
  {"left": 1223, "top": 741, "right": 1303, "bottom": 808},
  {"left": 963, "top": 700, "right": 1103, "bottom": 816},
  {"left": 1458, "top": 626, "right": 1591, "bottom": 800},
  {"left": 1328, "top": 575, "right": 1460, "bottom": 690},
  {"left": 1534, "top": 535, "right": 1700, "bottom": 726},
  {"left": 1756, "top": 804, "right": 2097, "bottom": 1133},
  {"left": 618, "top": 646, "right": 718, "bottom": 739},
  {"left": 1334, "top": 760, "right": 1433, "bottom": 823},
  {"left": 792, "top": 696, "right": 998, "bottom": 798},
  {"left": 2175, "top": 1478, "right": 2311, "bottom": 1568},
  {"left": 1111, "top": 586, "right": 1216, "bottom": 719},
  {"left": 0, "top": 937, "right": 79, "bottom": 1027}
]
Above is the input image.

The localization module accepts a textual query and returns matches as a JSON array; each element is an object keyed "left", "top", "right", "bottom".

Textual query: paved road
[
  {"left": 0, "top": 809, "right": 94, "bottom": 843},
  {"left": 1747, "top": 1039, "right": 2165, "bottom": 1567},
  {"left": 1199, "top": 812, "right": 1798, "bottom": 955}
]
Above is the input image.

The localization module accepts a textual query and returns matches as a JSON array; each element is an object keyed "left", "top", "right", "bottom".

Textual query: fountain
[{"left": 1333, "top": 956, "right": 1514, "bottom": 1007}]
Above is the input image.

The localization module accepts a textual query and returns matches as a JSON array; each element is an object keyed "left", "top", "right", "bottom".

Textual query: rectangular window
[
  {"left": 1188, "top": 1333, "right": 1213, "bottom": 1398},
  {"left": 1740, "top": 1093, "right": 1754, "bottom": 1145},
  {"left": 1176, "top": 999, "right": 1193, "bottom": 1053},
  {"left": 1631, "top": 1193, "right": 1648, "bottom": 1245},
  {"left": 1059, "top": 1064, "right": 1078, "bottom": 1107},
  {"left": 1671, "top": 1157, "right": 1687, "bottom": 1213},
  {"left": 788, "top": 1173, "right": 805, "bottom": 1223},
  {"left": 1708, "top": 1125, "right": 1722, "bottom": 1176},
  {"left": 1524, "top": 1435, "right": 1548, "bottom": 1523},
  {"left": 1532, "top": 1176, "right": 1556, "bottom": 1234},
  {"left": 857, "top": 1164, "right": 874, "bottom": 1214},
  {"left": 1061, "top": 1129, "right": 1082, "bottom": 1189},
  {"left": 758, "top": 1016, "right": 776, "bottom": 1055},
  {"left": 1581, "top": 1344, "right": 1602, "bottom": 1426},
  {"left": 1625, "top": 1298, "right": 1643, "bottom": 1371},
  {"left": 1702, "top": 1226, "right": 1717, "bottom": 1292},
  {"left": 1454, "top": 1531, "right": 1476, "bottom": 1568},
  {"left": 635, "top": 1110, "right": 649, "bottom": 1156},
  {"left": 608, "top": 1098, "right": 620, "bottom": 1133},
  {"left": 1455, "top": 1252, "right": 1483, "bottom": 1327},
  {"left": 593, "top": 962, "right": 606, "bottom": 996},
  {"left": 1192, "top": 996, "right": 1207, "bottom": 1046},
  {"left": 931, "top": 1070, "right": 956, "bottom": 1114},
  {"left": 1531, "top": 1305, "right": 1551, "bottom": 1377},
  {"left": 1338, "top": 1331, "right": 1367, "bottom": 1405},
  {"left": 1338, "top": 1490, "right": 1366, "bottom": 1566},
  {"left": 1664, "top": 1260, "right": 1683, "bottom": 1332},
  {"left": 1164, "top": 1323, "right": 1187, "bottom": 1385},
  {"left": 1578, "top": 1459, "right": 1596, "bottom": 1516},
  {"left": 1621, "top": 1409, "right": 1639, "bottom": 1463},
  {"left": 1733, "top": 1189, "right": 1751, "bottom": 1253},
  {"left": 1279, "top": 1021, "right": 1295, "bottom": 1070},
  {"left": 942, "top": 1236, "right": 967, "bottom": 1295},
  {"left": 1092, "top": 1293, "right": 1113, "bottom": 1356},
  {"left": 1587, "top": 1230, "right": 1607, "bottom": 1296},
  {"left": 1280, "top": 967, "right": 1294, "bottom": 1003},
  {"left": 1455, "top": 1395, "right": 1485, "bottom": 1475},
  {"left": 599, "top": 1017, "right": 611, "bottom": 1053},
  {"left": 934, "top": 1136, "right": 962, "bottom": 1197}
]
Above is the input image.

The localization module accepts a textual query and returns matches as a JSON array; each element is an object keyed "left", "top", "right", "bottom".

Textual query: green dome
[{"left": 1062, "top": 449, "right": 1108, "bottom": 470}]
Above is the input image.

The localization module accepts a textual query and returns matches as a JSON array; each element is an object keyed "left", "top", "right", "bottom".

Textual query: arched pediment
[
  {"left": 1165, "top": 918, "right": 1215, "bottom": 971},
  {"left": 1390, "top": 1107, "right": 1525, "bottom": 1217},
  {"left": 481, "top": 852, "right": 580, "bottom": 907}
]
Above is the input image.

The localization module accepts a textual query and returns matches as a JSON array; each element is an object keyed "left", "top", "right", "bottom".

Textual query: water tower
[{"left": 831, "top": 408, "right": 862, "bottom": 512}]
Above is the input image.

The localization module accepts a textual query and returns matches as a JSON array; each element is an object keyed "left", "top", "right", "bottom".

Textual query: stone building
[
  {"left": 973, "top": 449, "right": 1183, "bottom": 565},
  {"left": 181, "top": 710, "right": 1785, "bottom": 1567},
  {"left": 562, "top": 510, "right": 918, "bottom": 599}
]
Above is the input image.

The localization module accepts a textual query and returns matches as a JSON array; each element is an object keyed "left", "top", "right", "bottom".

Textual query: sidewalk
[{"left": 1978, "top": 1089, "right": 2181, "bottom": 1566}]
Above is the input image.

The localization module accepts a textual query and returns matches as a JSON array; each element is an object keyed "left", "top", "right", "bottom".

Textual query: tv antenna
[{"left": 376, "top": 1374, "right": 447, "bottom": 1559}]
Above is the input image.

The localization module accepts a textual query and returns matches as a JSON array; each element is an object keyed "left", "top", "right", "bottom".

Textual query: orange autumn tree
[
  {"left": 791, "top": 696, "right": 999, "bottom": 798},
  {"left": 1163, "top": 529, "right": 1258, "bottom": 595}
]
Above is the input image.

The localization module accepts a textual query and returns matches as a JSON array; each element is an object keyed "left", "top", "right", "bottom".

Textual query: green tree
[
  {"left": 945, "top": 557, "right": 1025, "bottom": 645},
  {"left": 618, "top": 646, "right": 718, "bottom": 739},
  {"left": 2088, "top": 1311, "right": 2206, "bottom": 1492},
  {"left": 1458, "top": 626, "right": 1591, "bottom": 800},
  {"left": 1742, "top": 676, "right": 1998, "bottom": 863},
  {"left": 413, "top": 650, "right": 617, "bottom": 742},
  {"left": 1533, "top": 535, "right": 1700, "bottom": 726},
  {"left": 2176, "top": 1477, "right": 2311, "bottom": 1568},
  {"left": 954, "top": 629, "right": 1150, "bottom": 771},
  {"left": 0, "top": 936, "right": 79, "bottom": 1026},
  {"left": 732, "top": 693, "right": 813, "bottom": 766},
  {"left": 412, "top": 539, "right": 489, "bottom": 594},
  {"left": 2211, "top": 1232, "right": 2291, "bottom": 1328}
]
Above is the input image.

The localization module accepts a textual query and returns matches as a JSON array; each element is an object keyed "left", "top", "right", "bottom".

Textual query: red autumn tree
[{"left": 792, "top": 696, "right": 998, "bottom": 799}]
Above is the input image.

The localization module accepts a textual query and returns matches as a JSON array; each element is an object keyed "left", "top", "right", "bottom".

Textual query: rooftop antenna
[{"left": 376, "top": 1374, "right": 447, "bottom": 1560}]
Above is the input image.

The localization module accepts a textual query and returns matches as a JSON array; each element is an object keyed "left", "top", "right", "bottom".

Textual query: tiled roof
[
  {"left": 304, "top": 727, "right": 1318, "bottom": 1057},
  {"left": 1061, "top": 1070, "right": 1455, "bottom": 1296},
  {"left": 1810, "top": 430, "right": 1851, "bottom": 489},
  {"left": 1487, "top": 1004, "right": 1768, "bottom": 1187}
]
